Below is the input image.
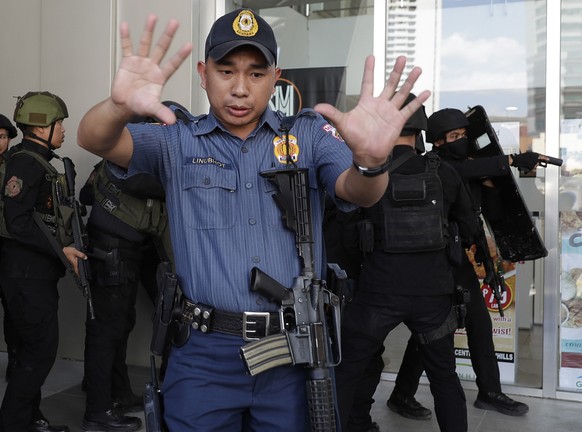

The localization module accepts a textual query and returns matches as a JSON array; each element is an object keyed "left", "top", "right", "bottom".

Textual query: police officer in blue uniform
[
  {"left": 334, "top": 98, "right": 480, "bottom": 432},
  {"left": 77, "top": 8, "right": 430, "bottom": 431},
  {"left": 0, "top": 92, "right": 86, "bottom": 432},
  {"left": 387, "top": 108, "right": 538, "bottom": 420}
]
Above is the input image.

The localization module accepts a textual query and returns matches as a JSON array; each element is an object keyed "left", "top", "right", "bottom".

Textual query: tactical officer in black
[
  {"left": 0, "top": 113, "right": 20, "bottom": 382},
  {"left": 0, "top": 92, "right": 86, "bottom": 432},
  {"left": 387, "top": 108, "right": 540, "bottom": 420},
  {"left": 334, "top": 97, "right": 479, "bottom": 432},
  {"left": 79, "top": 158, "right": 172, "bottom": 432}
]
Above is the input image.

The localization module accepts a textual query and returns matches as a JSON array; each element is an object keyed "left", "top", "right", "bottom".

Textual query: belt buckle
[{"left": 242, "top": 312, "right": 271, "bottom": 341}]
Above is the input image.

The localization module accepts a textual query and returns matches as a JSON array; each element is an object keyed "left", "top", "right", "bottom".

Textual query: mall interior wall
[
  {"left": 0, "top": 0, "right": 204, "bottom": 367},
  {"left": 0, "top": 0, "right": 374, "bottom": 367}
]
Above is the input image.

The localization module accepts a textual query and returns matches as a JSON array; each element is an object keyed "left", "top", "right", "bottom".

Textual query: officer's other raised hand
[
  {"left": 112, "top": 14, "right": 193, "bottom": 125},
  {"left": 314, "top": 55, "right": 430, "bottom": 169}
]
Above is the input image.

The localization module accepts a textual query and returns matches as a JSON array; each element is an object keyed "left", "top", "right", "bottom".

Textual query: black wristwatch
[{"left": 353, "top": 160, "right": 390, "bottom": 177}]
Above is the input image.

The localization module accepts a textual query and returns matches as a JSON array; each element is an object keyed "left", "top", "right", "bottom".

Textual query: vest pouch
[
  {"left": 381, "top": 172, "right": 447, "bottom": 253},
  {"left": 391, "top": 176, "right": 427, "bottom": 204},
  {"left": 55, "top": 204, "right": 74, "bottom": 246}
]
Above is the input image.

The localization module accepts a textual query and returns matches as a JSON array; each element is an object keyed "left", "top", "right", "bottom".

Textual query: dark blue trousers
[{"left": 162, "top": 330, "right": 311, "bottom": 431}]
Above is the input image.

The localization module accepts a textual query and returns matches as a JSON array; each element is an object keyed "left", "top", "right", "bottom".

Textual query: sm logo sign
[{"left": 270, "top": 78, "right": 302, "bottom": 116}]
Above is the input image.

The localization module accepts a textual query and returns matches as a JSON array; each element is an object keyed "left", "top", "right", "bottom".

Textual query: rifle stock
[
  {"left": 62, "top": 157, "right": 95, "bottom": 319},
  {"left": 239, "top": 168, "right": 340, "bottom": 432}
]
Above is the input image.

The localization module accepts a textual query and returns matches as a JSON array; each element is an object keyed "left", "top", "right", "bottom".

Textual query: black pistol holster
[{"left": 454, "top": 284, "right": 471, "bottom": 329}]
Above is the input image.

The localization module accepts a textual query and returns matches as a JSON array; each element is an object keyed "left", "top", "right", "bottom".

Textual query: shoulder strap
[
  {"left": 387, "top": 151, "right": 415, "bottom": 173},
  {"left": 10, "top": 148, "right": 58, "bottom": 174},
  {"left": 92, "top": 162, "right": 168, "bottom": 235}
]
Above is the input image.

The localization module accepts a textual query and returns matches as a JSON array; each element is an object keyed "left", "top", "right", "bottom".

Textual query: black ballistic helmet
[
  {"left": 401, "top": 93, "right": 428, "bottom": 153},
  {"left": 401, "top": 93, "right": 428, "bottom": 135},
  {"left": 0, "top": 114, "right": 17, "bottom": 139},
  {"left": 426, "top": 108, "right": 469, "bottom": 143}
]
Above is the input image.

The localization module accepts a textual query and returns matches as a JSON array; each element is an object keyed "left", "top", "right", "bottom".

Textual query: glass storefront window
[
  {"left": 557, "top": 0, "right": 582, "bottom": 394},
  {"left": 381, "top": 0, "right": 549, "bottom": 390},
  {"left": 239, "top": 1, "right": 374, "bottom": 112}
]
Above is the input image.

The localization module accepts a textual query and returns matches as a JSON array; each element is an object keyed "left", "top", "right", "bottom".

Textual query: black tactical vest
[
  {"left": 0, "top": 148, "right": 73, "bottom": 245},
  {"left": 368, "top": 152, "right": 449, "bottom": 253}
]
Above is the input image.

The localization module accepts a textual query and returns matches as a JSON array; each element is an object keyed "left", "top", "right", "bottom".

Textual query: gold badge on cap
[
  {"left": 273, "top": 134, "right": 300, "bottom": 164},
  {"left": 233, "top": 10, "right": 259, "bottom": 37}
]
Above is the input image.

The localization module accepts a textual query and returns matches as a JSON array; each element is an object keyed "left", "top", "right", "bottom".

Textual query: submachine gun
[
  {"left": 62, "top": 157, "right": 95, "bottom": 319},
  {"left": 240, "top": 168, "right": 342, "bottom": 432}
]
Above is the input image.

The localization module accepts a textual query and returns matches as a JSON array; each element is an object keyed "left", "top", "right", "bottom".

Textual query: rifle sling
[
  {"left": 32, "top": 211, "right": 78, "bottom": 280},
  {"left": 413, "top": 307, "right": 458, "bottom": 345}
]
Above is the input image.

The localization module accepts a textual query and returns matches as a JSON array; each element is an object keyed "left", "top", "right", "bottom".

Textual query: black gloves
[{"left": 511, "top": 152, "right": 540, "bottom": 172}]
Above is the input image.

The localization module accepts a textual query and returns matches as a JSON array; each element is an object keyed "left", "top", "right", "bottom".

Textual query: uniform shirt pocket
[{"left": 181, "top": 164, "right": 237, "bottom": 229}]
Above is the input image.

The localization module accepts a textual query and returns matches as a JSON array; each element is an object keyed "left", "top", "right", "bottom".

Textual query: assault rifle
[
  {"left": 474, "top": 218, "right": 505, "bottom": 317},
  {"left": 240, "top": 168, "right": 341, "bottom": 432},
  {"left": 62, "top": 157, "right": 95, "bottom": 319}
]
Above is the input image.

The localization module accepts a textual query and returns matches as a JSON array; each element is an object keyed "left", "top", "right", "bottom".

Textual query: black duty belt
[
  {"left": 88, "top": 227, "right": 144, "bottom": 251},
  {"left": 179, "top": 297, "right": 281, "bottom": 341}
]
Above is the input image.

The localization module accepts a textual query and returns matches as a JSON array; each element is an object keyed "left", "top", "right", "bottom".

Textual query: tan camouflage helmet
[{"left": 13, "top": 91, "right": 68, "bottom": 127}]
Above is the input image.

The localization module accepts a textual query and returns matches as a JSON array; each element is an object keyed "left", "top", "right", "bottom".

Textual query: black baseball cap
[{"left": 205, "top": 9, "right": 277, "bottom": 65}]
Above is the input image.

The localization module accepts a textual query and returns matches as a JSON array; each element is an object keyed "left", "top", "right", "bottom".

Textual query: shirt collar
[
  {"left": 392, "top": 144, "right": 416, "bottom": 158},
  {"left": 21, "top": 139, "right": 53, "bottom": 160},
  {"left": 192, "top": 109, "right": 280, "bottom": 139}
]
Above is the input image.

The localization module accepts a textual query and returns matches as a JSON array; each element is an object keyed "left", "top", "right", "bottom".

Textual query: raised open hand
[
  {"left": 112, "top": 14, "right": 193, "bottom": 124},
  {"left": 314, "top": 55, "right": 430, "bottom": 168}
]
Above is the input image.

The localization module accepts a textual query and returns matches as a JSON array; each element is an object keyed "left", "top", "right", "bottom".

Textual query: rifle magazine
[{"left": 240, "top": 333, "right": 293, "bottom": 376}]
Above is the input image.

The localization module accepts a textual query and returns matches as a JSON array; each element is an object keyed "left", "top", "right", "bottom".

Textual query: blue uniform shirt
[{"left": 127, "top": 108, "right": 353, "bottom": 313}]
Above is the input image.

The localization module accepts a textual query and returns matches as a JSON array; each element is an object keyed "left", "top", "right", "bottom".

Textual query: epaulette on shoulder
[
  {"left": 164, "top": 103, "right": 198, "bottom": 125},
  {"left": 277, "top": 109, "right": 318, "bottom": 132},
  {"left": 276, "top": 109, "right": 316, "bottom": 121},
  {"left": 173, "top": 108, "right": 195, "bottom": 125},
  {"left": 296, "top": 108, "right": 317, "bottom": 117}
]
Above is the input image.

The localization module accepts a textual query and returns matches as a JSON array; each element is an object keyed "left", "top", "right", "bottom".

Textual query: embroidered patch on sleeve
[
  {"left": 5, "top": 176, "right": 23, "bottom": 198},
  {"left": 322, "top": 124, "right": 344, "bottom": 142}
]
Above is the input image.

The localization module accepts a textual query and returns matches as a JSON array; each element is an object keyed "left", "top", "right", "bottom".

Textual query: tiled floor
[{"left": 1, "top": 343, "right": 581, "bottom": 432}]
